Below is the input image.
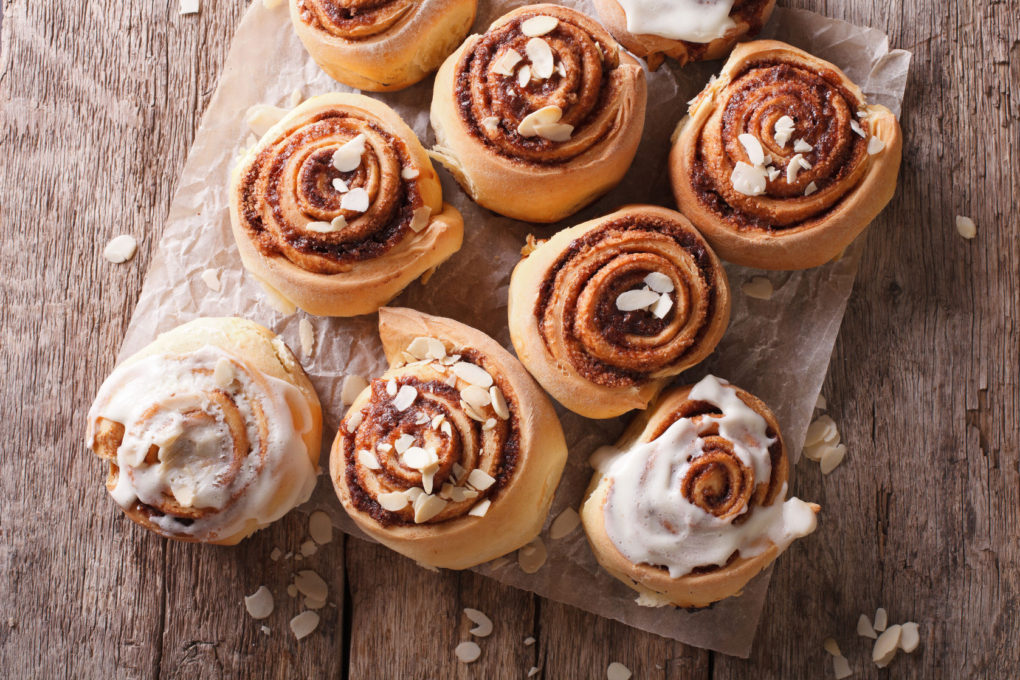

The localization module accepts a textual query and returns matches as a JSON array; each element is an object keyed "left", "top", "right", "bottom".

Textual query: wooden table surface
[{"left": 2, "top": 0, "right": 1018, "bottom": 678}]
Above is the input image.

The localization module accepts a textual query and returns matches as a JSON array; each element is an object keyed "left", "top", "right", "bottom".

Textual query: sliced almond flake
[
  {"left": 378, "top": 491, "right": 408, "bottom": 511},
  {"left": 955, "top": 215, "right": 977, "bottom": 239},
  {"left": 413, "top": 493, "right": 447, "bottom": 523},
  {"left": 803, "top": 440, "right": 832, "bottom": 463},
  {"left": 650, "top": 294, "right": 673, "bottom": 319},
  {"left": 441, "top": 420, "right": 453, "bottom": 437},
  {"left": 340, "top": 375, "right": 369, "bottom": 406},
  {"left": 270, "top": 547, "right": 283, "bottom": 561},
  {"left": 521, "top": 15, "right": 558, "bottom": 37},
  {"left": 534, "top": 122, "right": 574, "bottom": 142},
  {"left": 179, "top": 0, "right": 200, "bottom": 14},
  {"left": 461, "top": 384, "right": 491, "bottom": 410},
  {"left": 452, "top": 361, "right": 493, "bottom": 388},
  {"left": 402, "top": 446, "right": 435, "bottom": 470},
  {"left": 492, "top": 49, "right": 524, "bottom": 76},
  {"left": 867, "top": 136, "right": 886, "bottom": 155},
  {"left": 767, "top": 166, "right": 781, "bottom": 182},
  {"left": 304, "top": 597, "right": 326, "bottom": 610},
  {"left": 517, "top": 64, "right": 532, "bottom": 88},
  {"left": 401, "top": 166, "right": 420, "bottom": 180},
  {"left": 332, "top": 133, "right": 367, "bottom": 172},
  {"left": 358, "top": 449, "right": 381, "bottom": 470},
  {"left": 482, "top": 418, "right": 497, "bottom": 431},
  {"left": 244, "top": 104, "right": 286, "bottom": 136},
  {"left": 787, "top": 154, "right": 805, "bottom": 183},
  {"left": 468, "top": 499, "right": 491, "bottom": 517},
  {"left": 289, "top": 611, "right": 320, "bottom": 640},
  {"left": 480, "top": 116, "right": 501, "bottom": 134},
  {"left": 815, "top": 394, "right": 827, "bottom": 410},
  {"left": 260, "top": 625, "right": 271, "bottom": 635},
  {"left": 298, "top": 318, "right": 315, "bottom": 358},
  {"left": 286, "top": 584, "right": 298, "bottom": 597},
  {"left": 872, "top": 624, "right": 902, "bottom": 668},
  {"left": 244, "top": 586, "right": 274, "bottom": 619},
  {"left": 857, "top": 109, "right": 870, "bottom": 119},
  {"left": 793, "top": 138, "right": 814, "bottom": 153},
  {"left": 103, "top": 235, "right": 138, "bottom": 264},
  {"left": 525, "top": 38, "right": 554, "bottom": 79},
  {"left": 643, "top": 272, "right": 674, "bottom": 293},
  {"left": 448, "top": 486, "right": 470, "bottom": 502},
  {"left": 527, "top": 667, "right": 540, "bottom": 678},
  {"left": 556, "top": 61, "right": 566, "bottom": 78},
  {"left": 406, "top": 336, "right": 434, "bottom": 360},
  {"left": 607, "top": 661, "right": 632, "bottom": 680},
  {"left": 635, "top": 591, "right": 672, "bottom": 607},
  {"left": 738, "top": 133, "right": 766, "bottom": 166},
  {"left": 404, "top": 487, "right": 425, "bottom": 503},
  {"left": 850, "top": 119, "right": 867, "bottom": 138},
  {"left": 805, "top": 181, "right": 819, "bottom": 196},
  {"left": 518, "top": 537, "right": 547, "bottom": 574},
  {"left": 616, "top": 288, "right": 659, "bottom": 311},
  {"left": 200, "top": 268, "right": 221, "bottom": 291},
  {"left": 212, "top": 358, "right": 234, "bottom": 388},
  {"left": 741, "top": 276, "right": 774, "bottom": 300},
  {"left": 305, "top": 220, "right": 339, "bottom": 233},
  {"left": 489, "top": 386, "right": 509, "bottom": 419},
  {"left": 409, "top": 206, "right": 431, "bottom": 233},
  {"left": 452, "top": 462, "right": 466, "bottom": 480},
  {"left": 346, "top": 409, "right": 364, "bottom": 432},
  {"left": 431, "top": 414, "right": 446, "bottom": 429},
  {"left": 331, "top": 177, "right": 349, "bottom": 193},
  {"left": 462, "top": 400, "right": 487, "bottom": 422},
  {"left": 294, "top": 570, "right": 328, "bottom": 601},
  {"left": 340, "top": 187, "right": 370, "bottom": 213},
  {"left": 445, "top": 353, "right": 461, "bottom": 364},
  {"left": 805, "top": 416, "right": 837, "bottom": 446},
  {"left": 524, "top": 636, "right": 536, "bottom": 646},
  {"left": 439, "top": 483, "right": 454, "bottom": 500},
  {"left": 415, "top": 412, "right": 430, "bottom": 425},
  {"left": 422, "top": 465, "right": 437, "bottom": 494},
  {"left": 517, "top": 105, "right": 562, "bottom": 137},
  {"left": 549, "top": 507, "right": 581, "bottom": 539},
  {"left": 300, "top": 540, "right": 317, "bottom": 557},
  {"left": 287, "top": 88, "right": 303, "bottom": 108},
  {"left": 823, "top": 638, "right": 842, "bottom": 656},
  {"left": 455, "top": 641, "right": 482, "bottom": 664},
  {"left": 309, "top": 511, "right": 333, "bottom": 545},
  {"left": 820, "top": 444, "right": 847, "bottom": 474},
  {"left": 774, "top": 115, "right": 796, "bottom": 148},
  {"left": 731, "top": 161, "right": 767, "bottom": 196},
  {"left": 444, "top": 372, "right": 458, "bottom": 388},
  {"left": 464, "top": 608, "right": 494, "bottom": 636},
  {"left": 899, "top": 622, "right": 920, "bottom": 653},
  {"left": 386, "top": 378, "right": 398, "bottom": 396},
  {"left": 377, "top": 442, "right": 393, "bottom": 453},
  {"left": 833, "top": 655, "right": 852, "bottom": 680},
  {"left": 874, "top": 607, "right": 888, "bottom": 632},
  {"left": 798, "top": 156, "right": 813, "bottom": 170},
  {"left": 467, "top": 469, "right": 495, "bottom": 491}
]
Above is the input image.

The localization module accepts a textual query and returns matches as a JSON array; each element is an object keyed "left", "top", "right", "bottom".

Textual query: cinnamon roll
[
  {"left": 85, "top": 318, "right": 323, "bottom": 545},
  {"left": 593, "top": 0, "right": 775, "bottom": 69},
  {"left": 429, "top": 4, "right": 647, "bottom": 223},
  {"left": 669, "top": 40, "right": 903, "bottom": 270},
  {"left": 580, "top": 375, "right": 819, "bottom": 608},
  {"left": 508, "top": 205, "right": 730, "bottom": 419},
  {"left": 331, "top": 307, "right": 568, "bottom": 569},
  {"left": 289, "top": 0, "right": 477, "bottom": 92},
  {"left": 229, "top": 93, "right": 463, "bottom": 317}
]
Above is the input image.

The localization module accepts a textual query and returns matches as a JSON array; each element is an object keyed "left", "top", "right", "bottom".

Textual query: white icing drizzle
[
  {"left": 86, "top": 346, "right": 317, "bottom": 541},
  {"left": 594, "top": 375, "right": 817, "bottom": 578},
  {"left": 617, "top": 0, "right": 737, "bottom": 44}
]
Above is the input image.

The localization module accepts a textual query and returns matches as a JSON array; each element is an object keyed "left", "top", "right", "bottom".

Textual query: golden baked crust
[
  {"left": 508, "top": 205, "right": 730, "bottom": 419},
  {"left": 229, "top": 93, "right": 463, "bottom": 316},
  {"left": 669, "top": 40, "right": 903, "bottom": 270},
  {"left": 289, "top": 0, "right": 477, "bottom": 92},
  {"left": 429, "top": 4, "right": 646, "bottom": 223},
  {"left": 330, "top": 307, "right": 568, "bottom": 569},
  {"left": 86, "top": 317, "right": 323, "bottom": 545}
]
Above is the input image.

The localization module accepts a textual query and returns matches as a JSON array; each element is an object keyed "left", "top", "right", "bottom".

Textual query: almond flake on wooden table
[
  {"left": 874, "top": 607, "right": 888, "bottom": 632},
  {"left": 899, "top": 621, "right": 921, "bottom": 653},
  {"left": 309, "top": 511, "right": 333, "bottom": 545},
  {"left": 455, "top": 641, "right": 481, "bottom": 663},
  {"left": 833, "top": 655, "right": 852, "bottom": 679},
  {"left": 857, "top": 613, "right": 878, "bottom": 639},
  {"left": 956, "top": 215, "right": 977, "bottom": 239},
  {"left": 300, "top": 540, "right": 317, "bottom": 557},
  {"left": 243, "top": 586, "right": 274, "bottom": 619},
  {"left": 294, "top": 570, "right": 327, "bottom": 602},
  {"left": 741, "top": 276, "right": 774, "bottom": 300},
  {"left": 103, "top": 235, "right": 137, "bottom": 264},
  {"left": 607, "top": 662, "right": 632, "bottom": 680},
  {"left": 179, "top": 0, "right": 199, "bottom": 15},
  {"left": 464, "top": 608, "right": 493, "bottom": 637},
  {"left": 289, "top": 611, "right": 319, "bottom": 640},
  {"left": 260, "top": 625, "right": 271, "bottom": 635},
  {"left": 527, "top": 667, "right": 540, "bottom": 678},
  {"left": 549, "top": 507, "right": 581, "bottom": 539},
  {"left": 823, "top": 638, "right": 842, "bottom": 656},
  {"left": 872, "top": 624, "right": 902, "bottom": 668},
  {"left": 523, "top": 636, "right": 536, "bottom": 646}
]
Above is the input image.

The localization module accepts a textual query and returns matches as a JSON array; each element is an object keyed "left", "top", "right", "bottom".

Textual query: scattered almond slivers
[
  {"left": 518, "top": 537, "right": 547, "bottom": 574},
  {"left": 332, "top": 133, "right": 367, "bottom": 172},
  {"left": 518, "top": 105, "right": 568, "bottom": 139},
  {"left": 309, "top": 511, "right": 333, "bottom": 545},
  {"left": 200, "top": 268, "right": 221, "bottom": 291},
  {"left": 956, "top": 215, "right": 977, "bottom": 239},
  {"left": 492, "top": 49, "right": 524, "bottom": 76},
  {"left": 455, "top": 641, "right": 482, "bottom": 664},
  {"left": 857, "top": 613, "right": 878, "bottom": 639},
  {"left": 873, "top": 607, "right": 888, "bottom": 632},
  {"left": 731, "top": 161, "right": 768, "bottom": 196},
  {"left": 243, "top": 586, "right": 274, "bottom": 619},
  {"left": 103, "top": 235, "right": 138, "bottom": 264},
  {"left": 409, "top": 206, "right": 431, "bottom": 233},
  {"left": 521, "top": 15, "right": 558, "bottom": 37},
  {"left": 549, "top": 507, "right": 581, "bottom": 539},
  {"left": 872, "top": 624, "right": 902, "bottom": 668},
  {"left": 832, "top": 655, "right": 852, "bottom": 680},
  {"left": 289, "top": 611, "right": 320, "bottom": 640},
  {"left": 607, "top": 662, "right": 632, "bottom": 680},
  {"left": 298, "top": 318, "right": 315, "bottom": 358},
  {"left": 899, "top": 622, "right": 920, "bottom": 653},
  {"left": 741, "top": 276, "right": 774, "bottom": 300},
  {"left": 464, "top": 608, "right": 494, "bottom": 637},
  {"left": 525, "top": 38, "right": 554, "bottom": 79}
]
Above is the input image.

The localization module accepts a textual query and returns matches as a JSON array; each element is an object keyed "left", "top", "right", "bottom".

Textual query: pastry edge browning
[
  {"left": 229, "top": 93, "right": 464, "bottom": 317},
  {"left": 289, "top": 0, "right": 478, "bottom": 92},
  {"left": 669, "top": 40, "right": 904, "bottom": 270},
  {"left": 329, "top": 307, "right": 568, "bottom": 569},
  {"left": 429, "top": 4, "right": 648, "bottom": 224},
  {"left": 507, "top": 205, "right": 731, "bottom": 419}
]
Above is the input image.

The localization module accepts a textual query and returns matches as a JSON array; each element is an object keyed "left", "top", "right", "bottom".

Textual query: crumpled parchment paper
[{"left": 117, "top": 1, "right": 909, "bottom": 657}]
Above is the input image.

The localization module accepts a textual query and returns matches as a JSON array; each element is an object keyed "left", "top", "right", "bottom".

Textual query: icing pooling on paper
[
  {"left": 594, "top": 375, "right": 817, "bottom": 579},
  {"left": 617, "top": 0, "right": 737, "bottom": 44},
  {"left": 86, "top": 346, "right": 317, "bottom": 541}
]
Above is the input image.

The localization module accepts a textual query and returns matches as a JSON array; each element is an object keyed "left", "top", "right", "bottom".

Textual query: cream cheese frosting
[{"left": 617, "top": 0, "right": 737, "bottom": 43}]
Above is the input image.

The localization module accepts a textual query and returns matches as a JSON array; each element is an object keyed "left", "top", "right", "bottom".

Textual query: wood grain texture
[{"left": 1, "top": 0, "right": 1017, "bottom": 678}]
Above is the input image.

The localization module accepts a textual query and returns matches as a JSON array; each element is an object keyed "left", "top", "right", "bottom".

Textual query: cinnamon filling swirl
[{"left": 296, "top": 0, "right": 416, "bottom": 39}]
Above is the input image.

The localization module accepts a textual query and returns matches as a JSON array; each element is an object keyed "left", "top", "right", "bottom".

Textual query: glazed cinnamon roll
[
  {"left": 331, "top": 308, "right": 568, "bottom": 569},
  {"left": 669, "top": 40, "right": 903, "bottom": 270},
  {"left": 229, "top": 93, "right": 463, "bottom": 317},
  {"left": 508, "top": 206, "right": 730, "bottom": 419},
  {"left": 580, "top": 375, "right": 819, "bottom": 608},
  {"left": 85, "top": 318, "right": 323, "bottom": 545},
  {"left": 430, "top": 4, "right": 647, "bottom": 223},
  {"left": 289, "top": 0, "right": 477, "bottom": 92},
  {"left": 593, "top": 0, "right": 775, "bottom": 69}
]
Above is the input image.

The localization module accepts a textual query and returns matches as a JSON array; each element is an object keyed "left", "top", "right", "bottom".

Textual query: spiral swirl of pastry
[
  {"left": 580, "top": 376, "right": 819, "bottom": 608},
  {"left": 670, "top": 40, "right": 903, "bottom": 270},
  {"left": 289, "top": 0, "right": 477, "bottom": 92},
  {"left": 230, "top": 93, "right": 463, "bottom": 317},
  {"left": 86, "top": 318, "right": 322, "bottom": 545},
  {"left": 331, "top": 308, "right": 568, "bottom": 570},
  {"left": 430, "top": 4, "right": 646, "bottom": 223},
  {"left": 508, "top": 206, "right": 730, "bottom": 419}
]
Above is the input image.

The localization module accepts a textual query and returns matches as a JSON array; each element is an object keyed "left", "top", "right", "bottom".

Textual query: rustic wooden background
[{"left": 2, "top": 0, "right": 1017, "bottom": 677}]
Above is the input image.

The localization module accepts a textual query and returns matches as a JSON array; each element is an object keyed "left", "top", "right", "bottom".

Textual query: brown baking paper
[{"left": 117, "top": 1, "right": 909, "bottom": 657}]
